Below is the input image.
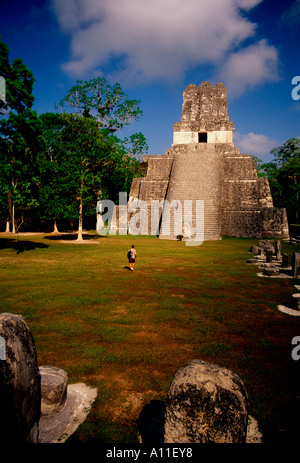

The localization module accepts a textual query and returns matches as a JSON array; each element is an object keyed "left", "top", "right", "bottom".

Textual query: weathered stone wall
[
  {"left": 221, "top": 150, "right": 263, "bottom": 238},
  {"left": 221, "top": 210, "right": 262, "bottom": 237},
  {"left": 175, "top": 82, "right": 234, "bottom": 132},
  {"left": 143, "top": 154, "right": 174, "bottom": 179},
  {"left": 126, "top": 154, "right": 174, "bottom": 235},
  {"left": 129, "top": 155, "right": 173, "bottom": 203},
  {"left": 260, "top": 207, "right": 289, "bottom": 238},
  {"left": 257, "top": 177, "right": 274, "bottom": 208},
  {"left": 220, "top": 146, "right": 288, "bottom": 238},
  {"left": 129, "top": 177, "right": 142, "bottom": 200},
  {"left": 138, "top": 179, "right": 170, "bottom": 203}
]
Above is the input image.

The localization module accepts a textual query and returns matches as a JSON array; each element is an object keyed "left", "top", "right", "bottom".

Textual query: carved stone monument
[
  {"left": 282, "top": 253, "right": 289, "bottom": 268},
  {"left": 0, "top": 313, "right": 41, "bottom": 443},
  {"left": 164, "top": 359, "right": 248, "bottom": 443},
  {"left": 292, "top": 253, "right": 300, "bottom": 278},
  {"left": 275, "top": 240, "right": 282, "bottom": 260},
  {"left": 266, "top": 250, "right": 273, "bottom": 263}
]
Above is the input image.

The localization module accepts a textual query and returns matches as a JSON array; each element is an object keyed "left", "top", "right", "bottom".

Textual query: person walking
[{"left": 128, "top": 244, "right": 137, "bottom": 271}]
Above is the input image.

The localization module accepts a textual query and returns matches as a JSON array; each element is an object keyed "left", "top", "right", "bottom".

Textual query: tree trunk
[
  {"left": 77, "top": 196, "right": 83, "bottom": 241},
  {"left": 7, "top": 192, "right": 12, "bottom": 233},
  {"left": 12, "top": 201, "right": 16, "bottom": 233},
  {"left": 53, "top": 219, "right": 59, "bottom": 233}
]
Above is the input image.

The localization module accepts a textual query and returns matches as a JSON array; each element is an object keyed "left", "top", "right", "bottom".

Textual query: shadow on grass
[
  {"left": 137, "top": 400, "right": 166, "bottom": 444},
  {"left": 44, "top": 233, "right": 102, "bottom": 241},
  {"left": 0, "top": 238, "right": 49, "bottom": 254}
]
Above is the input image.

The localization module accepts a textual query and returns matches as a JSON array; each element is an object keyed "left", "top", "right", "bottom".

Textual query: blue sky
[{"left": 1, "top": 0, "right": 299, "bottom": 162}]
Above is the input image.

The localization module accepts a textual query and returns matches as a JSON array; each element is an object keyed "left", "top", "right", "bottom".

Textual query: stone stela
[{"left": 108, "top": 81, "right": 289, "bottom": 241}]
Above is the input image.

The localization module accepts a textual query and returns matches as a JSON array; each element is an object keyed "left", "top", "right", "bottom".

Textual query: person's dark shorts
[{"left": 129, "top": 258, "right": 135, "bottom": 263}]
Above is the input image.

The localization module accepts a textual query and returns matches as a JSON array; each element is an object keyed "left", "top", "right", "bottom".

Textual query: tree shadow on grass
[
  {"left": 0, "top": 238, "right": 49, "bottom": 254},
  {"left": 44, "top": 233, "right": 102, "bottom": 241}
]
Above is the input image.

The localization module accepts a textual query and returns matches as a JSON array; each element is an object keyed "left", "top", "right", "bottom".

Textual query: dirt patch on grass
[
  {"left": 112, "top": 392, "right": 148, "bottom": 421},
  {"left": 134, "top": 329, "right": 161, "bottom": 342},
  {"left": 88, "top": 368, "right": 157, "bottom": 422},
  {"left": 110, "top": 307, "right": 129, "bottom": 316}
]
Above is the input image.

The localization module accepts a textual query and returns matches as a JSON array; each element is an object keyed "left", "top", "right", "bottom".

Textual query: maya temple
[{"left": 99, "top": 81, "right": 289, "bottom": 242}]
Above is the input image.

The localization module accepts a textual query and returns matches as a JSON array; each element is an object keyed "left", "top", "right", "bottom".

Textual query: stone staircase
[{"left": 159, "top": 144, "right": 223, "bottom": 241}]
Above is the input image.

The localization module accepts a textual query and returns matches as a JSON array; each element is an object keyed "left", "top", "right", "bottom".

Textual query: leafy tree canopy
[
  {"left": 0, "top": 38, "right": 42, "bottom": 231},
  {"left": 57, "top": 77, "right": 143, "bottom": 135},
  {"left": 0, "top": 39, "right": 35, "bottom": 115},
  {"left": 260, "top": 137, "right": 300, "bottom": 224}
]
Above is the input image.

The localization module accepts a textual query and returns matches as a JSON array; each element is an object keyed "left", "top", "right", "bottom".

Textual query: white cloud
[
  {"left": 234, "top": 131, "right": 277, "bottom": 156},
  {"left": 52, "top": 0, "right": 273, "bottom": 87},
  {"left": 217, "top": 40, "right": 280, "bottom": 98}
]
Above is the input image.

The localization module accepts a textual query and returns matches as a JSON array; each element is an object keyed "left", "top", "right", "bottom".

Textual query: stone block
[
  {"left": 0, "top": 313, "right": 41, "bottom": 443},
  {"left": 263, "top": 268, "right": 279, "bottom": 276},
  {"left": 39, "top": 366, "right": 68, "bottom": 416},
  {"left": 292, "top": 294, "right": 300, "bottom": 310},
  {"left": 292, "top": 253, "right": 300, "bottom": 278},
  {"left": 164, "top": 359, "right": 248, "bottom": 443},
  {"left": 282, "top": 253, "right": 289, "bottom": 268},
  {"left": 275, "top": 240, "right": 282, "bottom": 259},
  {"left": 257, "top": 241, "right": 275, "bottom": 253}
]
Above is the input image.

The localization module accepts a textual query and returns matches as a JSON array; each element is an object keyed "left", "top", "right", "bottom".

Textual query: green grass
[{"left": 1, "top": 232, "right": 300, "bottom": 443}]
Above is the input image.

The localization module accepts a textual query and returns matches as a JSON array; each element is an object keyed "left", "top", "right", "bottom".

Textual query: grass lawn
[{"left": 1, "top": 231, "right": 300, "bottom": 443}]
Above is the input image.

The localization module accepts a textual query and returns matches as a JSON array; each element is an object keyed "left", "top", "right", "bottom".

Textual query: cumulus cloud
[
  {"left": 51, "top": 0, "right": 278, "bottom": 92},
  {"left": 216, "top": 40, "right": 279, "bottom": 98},
  {"left": 52, "top": 0, "right": 256, "bottom": 75},
  {"left": 234, "top": 131, "right": 277, "bottom": 156}
]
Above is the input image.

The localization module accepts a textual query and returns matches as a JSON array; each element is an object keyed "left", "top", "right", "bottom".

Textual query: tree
[
  {"left": 261, "top": 138, "right": 300, "bottom": 224},
  {"left": 37, "top": 112, "right": 68, "bottom": 232},
  {"left": 101, "top": 138, "right": 145, "bottom": 205},
  {"left": 57, "top": 77, "right": 143, "bottom": 134},
  {"left": 252, "top": 156, "right": 265, "bottom": 178},
  {"left": 0, "top": 39, "right": 41, "bottom": 232},
  {"left": 51, "top": 114, "right": 128, "bottom": 240},
  {"left": 121, "top": 132, "right": 148, "bottom": 161},
  {"left": 0, "top": 40, "right": 34, "bottom": 116},
  {"left": 54, "top": 78, "right": 147, "bottom": 239}
]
